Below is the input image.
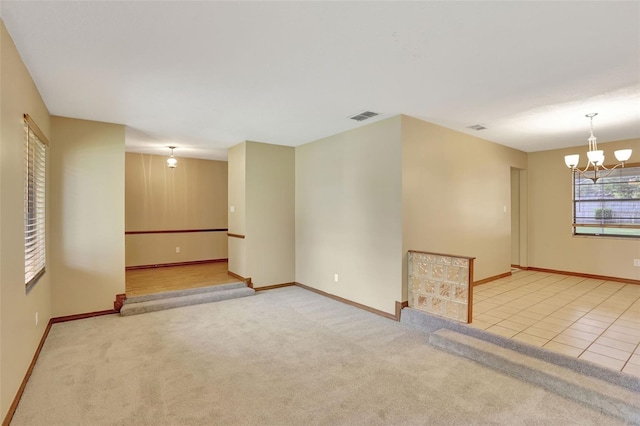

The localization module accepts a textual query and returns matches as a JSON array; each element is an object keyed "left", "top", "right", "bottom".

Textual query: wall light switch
[
  {"left": 230, "top": 205, "right": 235, "bottom": 213},
  {"left": 176, "top": 247, "right": 180, "bottom": 253},
  {"left": 35, "top": 312, "right": 38, "bottom": 326}
]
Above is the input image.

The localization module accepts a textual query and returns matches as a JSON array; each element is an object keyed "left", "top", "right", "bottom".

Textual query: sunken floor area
[{"left": 472, "top": 270, "right": 640, "bottom": 375}]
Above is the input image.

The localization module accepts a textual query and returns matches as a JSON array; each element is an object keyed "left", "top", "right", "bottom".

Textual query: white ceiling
[{"left": 1, "top": 1, "right": 639, "bottom": 160}]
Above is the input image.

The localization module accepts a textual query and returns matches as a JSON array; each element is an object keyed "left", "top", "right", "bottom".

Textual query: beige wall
[
  {"left": 519, "top": 170, "right": 529, "bottom": 268},
  {"left": 0, "top": 21, "right": 52, "bottom": 420},
  {"left": 227, "top": 141, "right": 295, "bottom": 286},
  {"left": 227, "top": 142, "right": 247, "bottom": 277},
  {"left": 528, "top": 138, "right": 640, "bottom": 280},
  {"left": 246, "top": 142, "right": 295, "bottom": 287},
  {"left": 125, "top": 233, "right": 227, "bottom": 267},
  {"left": 50, "top": 116, "right": 125, "bottom": 317},
  {"left": 511, "top": 168, "right": 521, "bottom": 265},
  {"left": 125, "top": 153, "right": 228, "bottom": 266},
  {"left": 296, "top": 117, "right": 403, "bottom": 314},
  {"left": 401, "top": 115, "right": 528, "bottom": 298},
  {"left": 0, "top": 25, "right": 3, "bottom": 420}
]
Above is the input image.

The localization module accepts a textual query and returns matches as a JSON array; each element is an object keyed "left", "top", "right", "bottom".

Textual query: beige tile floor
[{"left": 471, "top": 270, "right": 640, "bottom": 376}]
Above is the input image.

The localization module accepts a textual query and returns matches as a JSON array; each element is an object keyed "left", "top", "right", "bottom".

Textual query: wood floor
[{"left": 125, "top": 262, "right": 240, "bottom": 297}]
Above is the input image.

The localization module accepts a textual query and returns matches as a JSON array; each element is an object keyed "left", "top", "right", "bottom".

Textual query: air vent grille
[
  {"left": 349, "top": 111, "right": 379, "bottom": 122},
  {"left": 468, "top": 124, "right": 487, "bottom": 131}
]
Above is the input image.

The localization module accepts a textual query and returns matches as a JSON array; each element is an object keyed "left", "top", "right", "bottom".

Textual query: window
[
  {"left": 572, "top": 164, "right": 640, "bottom": 238},
  {"left": 24, "top": 114, "right": 48, "bottom": 289}
]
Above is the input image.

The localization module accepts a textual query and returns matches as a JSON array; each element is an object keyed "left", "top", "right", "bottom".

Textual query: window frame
[
  {"left": 24, "top": 114, "right": 48, "bottom": 290},
  {"left": 571, "top": 162, "right": 640, "bottom": 239}
]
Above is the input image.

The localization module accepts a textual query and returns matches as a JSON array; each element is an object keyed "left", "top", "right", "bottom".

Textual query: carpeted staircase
[
  {"left": 120, "top": 282, "right": 255, "bottom": 316},
  {"left": 401, "top": 308, "right": 640, "bottom": 425}
]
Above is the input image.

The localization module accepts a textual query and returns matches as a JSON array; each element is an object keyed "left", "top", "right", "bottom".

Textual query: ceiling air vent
[
  {"left": 349, "top": 111, "right": 379, "bottom": 122},
  {"left": 467, "top": 124, "right": 487, "bottom": 131}
]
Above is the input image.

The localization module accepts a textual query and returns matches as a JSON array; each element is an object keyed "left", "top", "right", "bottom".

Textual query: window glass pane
[
  {"left": 573, "top": 165, "right": 640, "bottom": 238},
  {"left": 24, "top": 119, "right": 46, "bottom": 288}
]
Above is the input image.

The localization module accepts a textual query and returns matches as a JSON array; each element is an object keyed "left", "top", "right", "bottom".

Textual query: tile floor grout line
[
  {"left": 479, "top": 275, "right": 588, "bottom": 316},
  {"left": 545, "top": 282, "right": 637, "bottom": 365},
  {"left": 474, "top": 273, "right": 640, "bottom": 372},
  {"left": 588, "top": 283, "right": 640, "bottom": 369},
  {"left": 482, "top": 275, "right": 588, "bottom": 348},
  {"left": 623, "top": 340, "right": 640, "bottom": 372}
]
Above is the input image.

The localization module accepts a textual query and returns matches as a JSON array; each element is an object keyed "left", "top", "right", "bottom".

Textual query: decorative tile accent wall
[{"left": 408, "top": 251, "right": 474, "bottom": 323}]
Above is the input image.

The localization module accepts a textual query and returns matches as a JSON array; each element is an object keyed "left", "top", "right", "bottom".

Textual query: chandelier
[
  {"left": 564, "top": 113, "right": 632, "bottom": 183},
  {"left": 167, "top": 146, "right": 178, "bottom": 169}
]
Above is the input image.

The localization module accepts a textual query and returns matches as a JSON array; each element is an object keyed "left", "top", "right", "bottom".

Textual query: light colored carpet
[{"left": 12, "top": 287, "right": 624, "bottom": 425}]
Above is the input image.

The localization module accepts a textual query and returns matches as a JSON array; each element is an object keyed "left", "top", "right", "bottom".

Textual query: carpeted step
[
  {"left": 429, "top": 328, "right": 640, "bottom": 425},
  {"left": 401, "top": 307, "right": 639, "bottom": 392},
  {"left": 121, "top": 286, "right": 255, "bottom": 317},
  {"left": 124, "top": 282, "right": 248, "bottom": 304}
]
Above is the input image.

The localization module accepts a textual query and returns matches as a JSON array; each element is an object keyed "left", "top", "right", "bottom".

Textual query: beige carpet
[{"left": 12, "top": 287, "right": 623, "bottom": 425}]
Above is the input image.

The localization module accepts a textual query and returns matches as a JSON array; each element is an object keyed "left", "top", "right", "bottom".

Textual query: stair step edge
[
  {"left": 430, "top": 329, "right": 640, "bottom": 424},
  {"left": 124, "top": 282, "right": 247, "bottom": 304},
  {"left": 401, "top": 307, "right": 639, "bottom": 392},
  {"left": 120, "top": 287, "right": 255, "bottom": 316}
]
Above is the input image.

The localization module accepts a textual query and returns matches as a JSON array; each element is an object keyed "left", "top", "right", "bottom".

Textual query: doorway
[
  {"left": 124, "top": 152, "right": 232, "bottom": 296},
  {"left": 510, "top": 168, "right": 527, "bottom": 270}
]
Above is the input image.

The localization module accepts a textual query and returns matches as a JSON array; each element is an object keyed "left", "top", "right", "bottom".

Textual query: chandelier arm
[
  {"left": 572, "top": 167, "right": 597, "bottom": 184},
  {"left": 597, "top": 163, "right": 610, "bottom": 171},
  {"left": 593, "top": 162, "right": 625, "bottom": 178},
  {"left": 573, "top": 161, "right": 595, "bottom": 175},
  {"left": 572, "top": 162, "right": 625, "bottom": 183}
]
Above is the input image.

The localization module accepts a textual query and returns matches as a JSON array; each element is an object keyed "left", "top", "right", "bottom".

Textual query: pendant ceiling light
[
  {"left": 167, "top": 146, "right": 178, "bottom": 169},
  {"left": 564, "top": 113, "right": 632, "bottom": 183}
]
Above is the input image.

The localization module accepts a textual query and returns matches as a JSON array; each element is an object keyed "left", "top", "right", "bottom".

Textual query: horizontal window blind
[
  {"left": 24, "top": 115, "right": 48, "bottom": 288},
  {"left": 572, "top": 164, "right": 640, "bottom": 238}
]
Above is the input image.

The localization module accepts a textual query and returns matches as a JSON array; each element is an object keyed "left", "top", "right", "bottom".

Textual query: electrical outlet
[
  {"left": 334, "top": 274, "right": 339, "bottom": 282},
  {"left": 176, "top": 247, "right": 180, "bottom": 253},
  {"left": 35, "top": 312, "right": 38, "bottom": 326},
  {"left": 634, "top": 259, "right": 640, "bottom": 267}
]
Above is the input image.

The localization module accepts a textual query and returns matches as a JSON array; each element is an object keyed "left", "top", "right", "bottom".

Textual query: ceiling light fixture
[
  {"left": 167, "top": 146, "right": 178, "bottom": 169},
  {"left": 564, "top": 113, "right": 632, "bottom": 183}
]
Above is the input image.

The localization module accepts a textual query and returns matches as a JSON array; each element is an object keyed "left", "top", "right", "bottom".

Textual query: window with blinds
[
  {"left": 572, "top": 164, "right": 640, "bottom": 238},
  {"left": 24, "top": 114, "right": 48, "bottom": 289}
]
